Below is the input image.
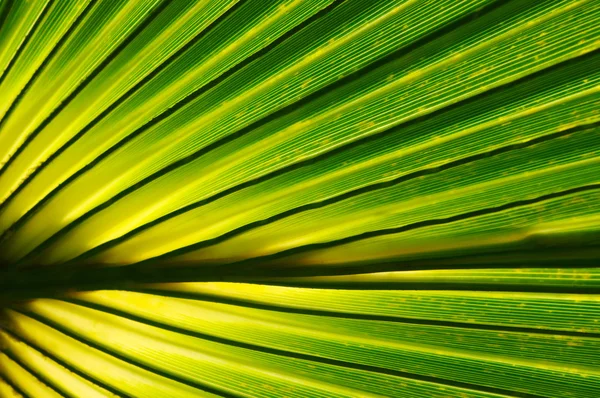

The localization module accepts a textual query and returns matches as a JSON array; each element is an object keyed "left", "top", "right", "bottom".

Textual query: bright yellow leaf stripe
[{"left": 0, "top": 0, "right": 599, "bottom": 397}]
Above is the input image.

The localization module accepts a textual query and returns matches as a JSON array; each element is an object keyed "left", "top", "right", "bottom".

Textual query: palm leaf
[{"left": 0, "top": 0, "right": 599, "bottom": 397}]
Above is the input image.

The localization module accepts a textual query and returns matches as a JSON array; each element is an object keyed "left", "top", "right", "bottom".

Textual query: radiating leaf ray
[
  {"left": 0, "top": 330, "right": 117, "bottom": 398},
  {"left": 0, "top": 350, "right": 61, "bottom": 398},
  {"left": 0, "top": 0, "right": 239, "bottom": 203},
  {"left": 2, "top": 309, "right": 218, "bottom": 397},
  {"left": 0, "top": 0, "right": 168, "bottom": 169},
  {"left": 6, "top": 0, "right": 600, "bottom": 266},
  {"left": 1, "top": 0, "right": 496, "bottom": 260},
  {"left": 0, "top": 375, "right": 24, "bottom": 398},
  {"left": 0, "top": 0, "right": 93, "bottom": 123},
  {"left": 6, "top": 298, "right": 547, "bottom": 398},
  {"left": 0, "top": 0, "right": 50, "bottom": 86},
  {"left": 0, "top": 0, "right": 345, "bottom": 236},
  {"left": 0, "top": 1, "right": 598, "bottom": 397},
  {"left": 255, "top": 268, "right": 600, "bottom": 293}
]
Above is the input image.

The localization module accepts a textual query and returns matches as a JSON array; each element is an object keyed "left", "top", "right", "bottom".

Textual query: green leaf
[{"left": 0, "top": 0, "right": 599, "bottom": 397}]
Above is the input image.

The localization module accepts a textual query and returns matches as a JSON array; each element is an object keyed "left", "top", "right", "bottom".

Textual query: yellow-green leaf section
[{"left": 0, "top": 0, "right": 598, "bottom": 397}]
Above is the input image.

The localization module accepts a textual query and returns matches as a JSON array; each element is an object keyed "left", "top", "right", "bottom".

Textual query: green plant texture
[{"left": 0, "top": 0, "right": 599, "bottom": 397}]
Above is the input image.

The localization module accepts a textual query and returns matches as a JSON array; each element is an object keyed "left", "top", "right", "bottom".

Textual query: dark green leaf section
[{"left": 0, "top": 0, "right": 599, "bottom": 397}]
